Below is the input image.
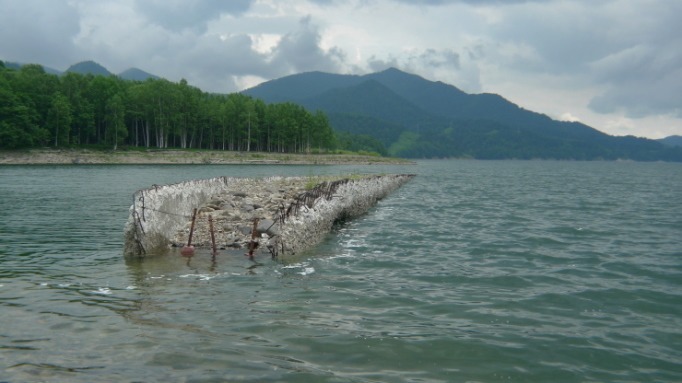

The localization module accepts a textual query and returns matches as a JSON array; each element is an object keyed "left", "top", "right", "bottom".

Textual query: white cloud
[
  {"left": 249, "top": 33, "right": 282, "bottom": 54},
  {"left": 559, "top": 113, "right": 581, "bottom": 123},
  {"left": 232, "top": 74, "right": 268, "bottom": 90}
]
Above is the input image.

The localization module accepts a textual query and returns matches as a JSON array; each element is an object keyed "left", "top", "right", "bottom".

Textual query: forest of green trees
[{"left": 0, "top": 61, "right": 339, "bottom": 153}]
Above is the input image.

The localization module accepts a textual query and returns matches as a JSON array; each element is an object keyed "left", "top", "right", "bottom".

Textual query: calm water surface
[{"left": 0, "top": 161, "right": 680, "bottom": 382}]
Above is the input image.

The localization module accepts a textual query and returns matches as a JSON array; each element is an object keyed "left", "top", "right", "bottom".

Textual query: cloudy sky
[{"left": 1, "top": 0, "right": 680, "bottom": 139}]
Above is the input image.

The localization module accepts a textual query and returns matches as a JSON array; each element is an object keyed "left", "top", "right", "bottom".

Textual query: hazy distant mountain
[
  {"left": 66, "top": 60, "right": 112, "bottom": 76},
  {"left": 118, "top": 67, "right": 159, "bottom": 81},
  {"left": 4, "top": 61, "right": 22, "bottom": 71},
  {"left": 5, "top": 59, "right": 162, "bottom": 81},
  {"left": 244, "top": 68, "right": 682, "bottom": 161},
  {"left": 3, "top": 60, "right": 63, "bottom": 75},
  {"left": 658, "top": 135, "right": 682, "bottom": 147},
  {"left": 65, "top": 61, "right": 160, "bottom": 80}
]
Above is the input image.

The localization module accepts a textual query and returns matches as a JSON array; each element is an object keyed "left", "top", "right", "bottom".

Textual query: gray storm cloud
[
  {"left": 0, "top": 0, "right": 80, "bottom": 68},
  {"left": 269, "top": 16, "right": 345, "bottom": 75},
  {"left": 586, "top": 10, "right": 682, "bottom": 118},
  {"left": 134, "top": 0, "right": 255, "bottom": 32}
]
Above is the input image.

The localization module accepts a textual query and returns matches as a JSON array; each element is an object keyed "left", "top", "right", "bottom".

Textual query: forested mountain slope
[
  {"left": 0, "top": 61, "right": 336, "bottom": 153},
  {"left": 245, "top": 68, "right": 682, "bottom": 161}
]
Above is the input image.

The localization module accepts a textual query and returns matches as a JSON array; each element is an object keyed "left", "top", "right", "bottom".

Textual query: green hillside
[
  {"left": 118, "top": 67, "right": 159, "bottom": 81},
  {"left": 244, "top": 68, "right": 682, "bottom": 161},
  {"left": 66, "top": 60, "right": 112, "bottom": 76}
]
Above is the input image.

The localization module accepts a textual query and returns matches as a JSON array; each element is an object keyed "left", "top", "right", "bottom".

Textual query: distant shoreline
[{"left": 0, "top": 148, "right": 414, "bottom": 166}]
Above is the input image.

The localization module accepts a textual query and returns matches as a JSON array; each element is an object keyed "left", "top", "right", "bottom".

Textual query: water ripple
[{"left": 1, "top": 162, "right": 681, "bottom": 382}]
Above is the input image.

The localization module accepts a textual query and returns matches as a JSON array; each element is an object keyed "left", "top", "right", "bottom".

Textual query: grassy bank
[{"left": 0, "top": 148, "right": 414, "bottom": 165}]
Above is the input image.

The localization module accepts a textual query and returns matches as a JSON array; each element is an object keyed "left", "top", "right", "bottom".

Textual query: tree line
[{"left": 0, "top": 61, "right": 339, "bottom": 153}]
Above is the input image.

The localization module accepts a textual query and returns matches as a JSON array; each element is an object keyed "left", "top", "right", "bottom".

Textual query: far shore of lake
[{"left": 0, "top": 148, "right": 414, "bottom": 166}]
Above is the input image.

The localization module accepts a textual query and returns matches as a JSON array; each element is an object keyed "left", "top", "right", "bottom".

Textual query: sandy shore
[{"left": 0, "top": 148, "right": 413, "bottom": 165}]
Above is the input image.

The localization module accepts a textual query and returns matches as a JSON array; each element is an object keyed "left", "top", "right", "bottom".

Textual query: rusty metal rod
[
  {"left": 246, "top": 218, "right": 259, "bottom": 260},
  {"left": 208, "top": 214, "right": 217, "bottom": 256},
  {"left": 187, "top": 208, "right": 198, "bottom": 247}
]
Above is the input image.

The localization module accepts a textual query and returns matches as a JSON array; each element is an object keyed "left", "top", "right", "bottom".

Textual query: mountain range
[
  {"left": 4, "top": 60, "right": 159, "bottom": 81},
  {"left": 658, "top": 135, "right": 682, "bottom": 147},
  {"left": 244, "top": 68, "right": 682, "bottom": 161},
  {"left": 3, "top": 59, "right": 680, "bottom": 160}
]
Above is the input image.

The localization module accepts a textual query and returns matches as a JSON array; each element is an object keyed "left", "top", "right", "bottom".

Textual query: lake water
[{"left": 0, "top": 160, "right": 680, "bottom": 382}]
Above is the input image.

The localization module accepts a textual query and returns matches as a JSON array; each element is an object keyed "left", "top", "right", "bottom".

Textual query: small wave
[
  {"left": 179, "top": 273, "right": 220, "bottom": 281},
  {"left": 90, "top": 287, "right": 112, "bottom": 295},
  {"left": 281, "top": 262, "right": 316, "bottom": 276}
]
